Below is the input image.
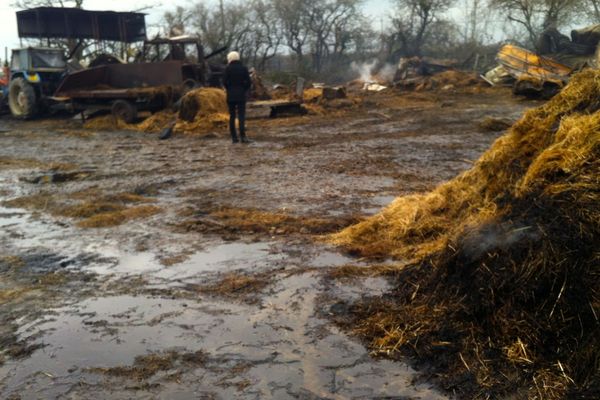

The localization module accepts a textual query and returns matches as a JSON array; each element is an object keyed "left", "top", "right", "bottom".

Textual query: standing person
[{"left": 223, "top": 51, "right": 252, "bottom": 144}]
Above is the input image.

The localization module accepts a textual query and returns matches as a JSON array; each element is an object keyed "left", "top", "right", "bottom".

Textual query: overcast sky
[{"left": 0, "top": 0, "right": 392, "bottom": 61}]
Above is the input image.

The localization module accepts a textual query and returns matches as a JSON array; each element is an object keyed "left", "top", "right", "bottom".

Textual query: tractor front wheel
[{"left": 8, "top": 77, "right": 38, "bottom": 119}]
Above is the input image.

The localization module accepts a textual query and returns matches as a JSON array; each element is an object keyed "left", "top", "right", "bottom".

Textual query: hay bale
[
  {"left": 303, "top": 88, "right": 323, "bottom": 103},
  {"left": 179, "top": 88, "right": 227, "bottom": 120},
  {"left": 172, "top": 88, "right": 229, "bottom": 135},
  {"left": 179, "top": 87, "right": 227, "bottom": 122},
  {"left": 332, "top": 70, "right": 600, "bottom": 398}
]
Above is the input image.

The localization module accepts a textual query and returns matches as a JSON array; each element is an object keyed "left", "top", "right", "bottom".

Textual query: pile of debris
[
  {"left": 301, "top": 85, "right": 358, "bottom": 114},
  {"left": 539, "top": 24, "right": 600, "bottom": 66},
  {"left": 390, "top": 57, "right": 485, "bottom": 91},
  {"left": 399, "top": 69, "right": 484, "bottom": 91},
  {"left": 484, "top": 44, "right": 573, "bottom": 99},
  {"left": 485, "top": 24, "right": 600, "bottom": 98},
  {"left": 332, "top": 70, "right": 600, "bottom": 399}
]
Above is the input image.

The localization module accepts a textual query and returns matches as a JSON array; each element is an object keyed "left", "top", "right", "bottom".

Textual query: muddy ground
[{"left": 0, "top": 88, "right": 535, "bottom": 399}]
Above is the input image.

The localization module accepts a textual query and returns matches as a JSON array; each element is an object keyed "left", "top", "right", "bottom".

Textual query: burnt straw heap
[{"left": 332, "top": 70, "right": 600, "bottom": 399}]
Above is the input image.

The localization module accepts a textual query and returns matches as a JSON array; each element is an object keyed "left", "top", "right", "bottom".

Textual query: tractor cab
[
  {"left": 139, "top": 36, "right": 209, "bottom": 89},
  {"left": 141, "top": 35, "right": 204, "bottom": 63},
  {"left": 8, "top": 47, "right": 67, "bottom": 118},
  {"left": 139, "top": 36, "right": 227, "bottom": 88}
]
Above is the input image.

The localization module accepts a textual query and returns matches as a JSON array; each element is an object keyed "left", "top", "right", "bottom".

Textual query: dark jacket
[{"left": 223, "top": 61, "right": 251, "bottom": 103}]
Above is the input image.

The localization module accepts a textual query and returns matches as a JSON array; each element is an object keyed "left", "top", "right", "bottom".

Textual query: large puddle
[
  {"left": 0, "top": 202, "right": 447, "bottom": 398},
  {"left": 1, "top": 273, "right": 446, "bottom": 399}
]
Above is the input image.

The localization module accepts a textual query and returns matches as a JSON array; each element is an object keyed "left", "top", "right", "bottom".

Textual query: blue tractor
[{"left": 7, "top": 47, "right": 67, "bottom": 119}]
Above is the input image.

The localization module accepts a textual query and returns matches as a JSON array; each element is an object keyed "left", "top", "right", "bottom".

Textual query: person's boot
[
  {"left": 232, "top": 137, "right": 239, "bottom": 144},
  {"left": 240, "top": 134, "right": 252, "bottom": 144}
]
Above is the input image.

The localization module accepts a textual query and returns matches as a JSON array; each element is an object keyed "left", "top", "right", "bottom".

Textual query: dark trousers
[{"left": 228, "top": 101, "right": 246, "bottom": 141}]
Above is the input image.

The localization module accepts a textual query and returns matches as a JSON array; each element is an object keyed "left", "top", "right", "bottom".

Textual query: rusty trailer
[{"left": 53, "top": 61, "right": 186, "bottom": 122}]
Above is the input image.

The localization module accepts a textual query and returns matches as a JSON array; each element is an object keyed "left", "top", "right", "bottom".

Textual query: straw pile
[
  {"left": 84, "top": 115, "right": 130, "bottom": 131},
  {"left": 136, "top": 110, "right": 175, "bottom": 132},
  {"left": 430, "top": 70, "right": 482, "bottom": 87},
  {"left": 395, "top": 70, "right": 485, "bottom": 91},
  {"left": 304, "top": 88, "right": 324, "bottom": 102},
  {"left": 84, "top": 88, "right": 229, "bottom": 135},
  {"left": 175, "top": 88, "right": 229, "bottom": 134},
  {"left": 332, "top": 70, "right": 600, "bottom": 398}
]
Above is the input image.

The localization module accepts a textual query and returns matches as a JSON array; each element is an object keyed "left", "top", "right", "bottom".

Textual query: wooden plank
[{"left": 247, "top": 99, "right": 301, "bottom": 108}]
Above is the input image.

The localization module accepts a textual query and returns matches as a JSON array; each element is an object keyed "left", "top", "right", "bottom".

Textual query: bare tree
[
  {"left": 188, "top": 1, "right": 252, "bottom": 54},
  {"left": 273, "top": 0, "right": 312, "bottom": 69},
  {"left": 581, "top": 0, "right": 600, "bottom": 23},
  {"left": 490, "top": 0, "right": 579, "bottom": 48},
  {"left": 246, "top": 0, "right": 283, "bottom": 71},
  {"left": 459, "top": 0, "right": 497, "bottom": 44},
  {"left": 344, "top": 18, "right": 378, "bottom": 57},
  {"left": 331, "top": 8, "right": 374, "bottom": 57},
  {"left": 306, "top": 0, "right": 363, "bottom": 72},
  {"left": 163, "top": 6, "right": 191, "bottom": 37},
  {"left": 388, "top": 0, "right": 456, "bottom": 58}
]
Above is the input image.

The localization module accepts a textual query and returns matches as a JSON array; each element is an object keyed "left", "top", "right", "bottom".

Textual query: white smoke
[
  {"left": 377, "top": 63, "right": 397, "bottom": 82},
  {"left": 351, "top": 60, "right": 378, "bottom": 82},
  {"left": 351, "top": 60, "right": 396, "bottom": 83}
]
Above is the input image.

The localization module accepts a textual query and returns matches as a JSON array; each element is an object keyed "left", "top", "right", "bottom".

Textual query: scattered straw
[
  {"left": 0, "top": 157, "right": 44, "bottom": 170},
  {"left": 136, "top": 111, "right": 176, "bottom": 133},
  {"left": 178, "top": 207, "right": 360, "bottom": 236},
  {"left": 4, "top": 191, "right": 159, "bottom": 229},
  {"left": 77, "top": 205, "right": 161, "bottom": 228},
  {"left": 89, "top": 350, "right": 206, "bottom": 381},
  {"left": 0, "top": 288, "right": 31, "bottom": 304},
  {"left": 84, "top": 115, "right": 129, "bottom": 131}
]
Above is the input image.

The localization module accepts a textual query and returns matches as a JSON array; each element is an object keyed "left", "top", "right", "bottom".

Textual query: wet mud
[{"left": 0, "top": 89, "right": 535, "bottom": 399}]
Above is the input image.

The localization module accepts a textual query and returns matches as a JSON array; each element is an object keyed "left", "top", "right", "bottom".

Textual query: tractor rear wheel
[
  {"left": 182, "top": 79, "right": 199, "bottom": 94},
  {"left": 8, "top": 77, "right": 38, "bottom": 119},
  {"left": 111, "top": 100, "right": 137, "bottom": 124}
]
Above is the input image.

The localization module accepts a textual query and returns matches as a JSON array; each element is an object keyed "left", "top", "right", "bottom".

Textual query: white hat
[{"left": 227, "top": 51, "right": 240, "bottom": 63}]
